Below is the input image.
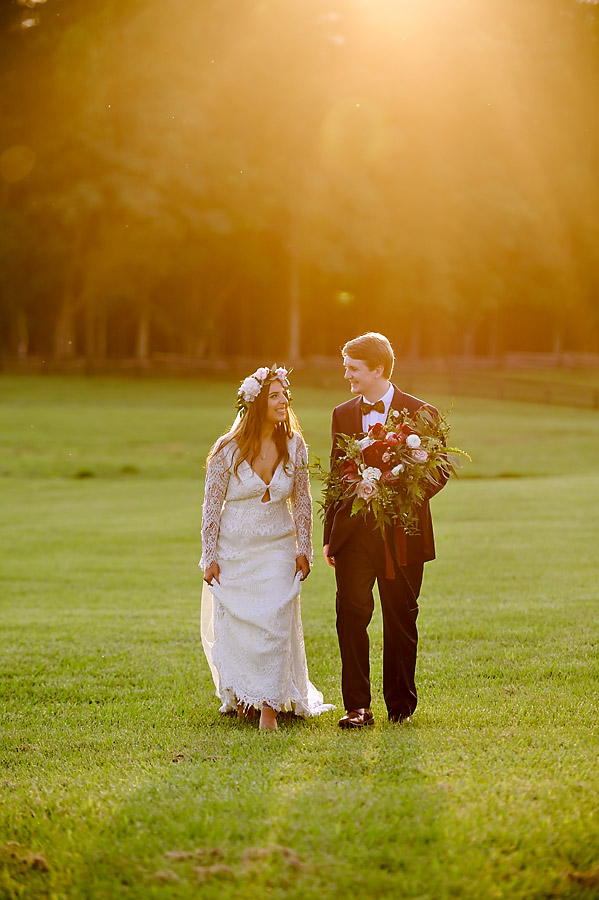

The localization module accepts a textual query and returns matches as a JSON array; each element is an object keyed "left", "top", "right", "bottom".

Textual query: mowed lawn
[{"left": 1, "top": 374, "right": 598, "bottom": 900}]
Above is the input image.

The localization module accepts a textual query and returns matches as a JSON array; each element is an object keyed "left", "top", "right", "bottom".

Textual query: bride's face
[{"left": 265, "top": 380, "right": 289, "bottom": 425}]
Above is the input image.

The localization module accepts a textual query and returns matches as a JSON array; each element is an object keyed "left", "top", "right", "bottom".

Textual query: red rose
[
  {"left": 368, "top": 422, "right": 386, "bottom": 439},
  {"left": 396, "top": 426, "right": 415, "bottom": 444},
  {"left": 362, "top": 440, "right": 392, "bottom": 471},
  {"left": 340, "top": 459, "right": 359, "bottom": 480},
  {"left": 380, "top": 470, "right": 398, "bottom": 484},
  {"left": 385, "top": 432, "right": 400, "bottom": 446}
]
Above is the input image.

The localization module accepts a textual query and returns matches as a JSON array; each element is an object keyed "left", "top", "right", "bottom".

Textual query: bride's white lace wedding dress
[{"left": 200, "top": 431, "right": 333, "bottom": 717}]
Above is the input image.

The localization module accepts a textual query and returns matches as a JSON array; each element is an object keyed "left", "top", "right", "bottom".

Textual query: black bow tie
[{"left": 360, "top": 399, "right": 385, "bottom": 415}]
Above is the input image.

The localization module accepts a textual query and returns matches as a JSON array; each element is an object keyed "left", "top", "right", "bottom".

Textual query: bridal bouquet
[{"left": 312, "top": 406, "right": 470, "bottom": 535}]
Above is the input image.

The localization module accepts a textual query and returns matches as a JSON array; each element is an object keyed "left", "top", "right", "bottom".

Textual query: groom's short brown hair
[{"left": 342, "top": 332, "right": 394, "bottom": 379}]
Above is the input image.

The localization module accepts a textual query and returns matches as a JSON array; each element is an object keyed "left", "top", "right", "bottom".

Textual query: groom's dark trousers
[
  {"left": 334, "top": 520, "right": 423, "bottom": 717},
  {"left": 324, "top": 386, "right": 447, "bottom": 718}
]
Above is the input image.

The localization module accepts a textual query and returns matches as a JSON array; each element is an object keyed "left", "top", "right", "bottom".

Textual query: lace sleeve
[
  {"left": 290, "top": 433, "right": 313, "bottom": 564},
  {"left": 200, "top": 444, "right": 232, "bottom": 568}
]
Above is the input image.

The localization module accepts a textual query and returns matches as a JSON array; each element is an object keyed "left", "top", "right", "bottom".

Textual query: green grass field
[{"left": 1, "top": 374, "right": 598, "bottom": 900}]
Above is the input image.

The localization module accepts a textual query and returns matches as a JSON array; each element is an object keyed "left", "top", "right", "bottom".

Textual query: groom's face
[{"left": 343, "top": 355, "right": 383, "bottom": 397}]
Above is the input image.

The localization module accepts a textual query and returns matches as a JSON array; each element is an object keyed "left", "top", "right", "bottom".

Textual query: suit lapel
[
  {"left": 390, "top": 385, "right": 405, "bottom": 413},
  {"left": 348, "top": 396, "right": 363, "bottom": 436}
]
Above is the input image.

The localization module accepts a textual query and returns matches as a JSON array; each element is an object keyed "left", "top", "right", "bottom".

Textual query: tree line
[{"left": 1, "top": 0, "right": 598, "bottom": 366}]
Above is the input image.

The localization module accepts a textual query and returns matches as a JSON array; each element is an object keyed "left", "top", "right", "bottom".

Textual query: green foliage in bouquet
[{"left": 311, "top": 406, "right": 470, "bottom": 535}]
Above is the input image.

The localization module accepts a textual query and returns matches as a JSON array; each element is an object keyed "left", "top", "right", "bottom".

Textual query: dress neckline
[{"left": 248, "top": 458, "right": 283, "bottom": 488}]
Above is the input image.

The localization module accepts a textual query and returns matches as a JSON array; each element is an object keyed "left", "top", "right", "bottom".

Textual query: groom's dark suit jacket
[{"left": 323, "top": 385, "right": 448, "bottom": 565}]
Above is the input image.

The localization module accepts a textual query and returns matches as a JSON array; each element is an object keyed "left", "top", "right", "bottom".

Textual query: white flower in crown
[
  {"left": 236, "top": 363, "right": 293, "bottom": 412},
  {"left": 362, "top": 466, "right": 382, "bottom": 481},
  {"left": 406, "top": 433, "right": 421, "bottom": 448},
  {"left": 239, "top": 376, "right": 262, "bottom": 403}
]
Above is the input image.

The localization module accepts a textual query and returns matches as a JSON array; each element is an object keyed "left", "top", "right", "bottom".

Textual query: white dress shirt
[{"left": 361, "top": 382, "right": 394, "bottom": 434}]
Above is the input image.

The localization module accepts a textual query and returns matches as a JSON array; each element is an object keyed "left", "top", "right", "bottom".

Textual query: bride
[{"left": 200, "top": 365, "right": 333, "bottom": 731}]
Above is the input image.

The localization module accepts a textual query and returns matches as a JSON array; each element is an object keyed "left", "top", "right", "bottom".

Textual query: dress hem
[{"left": 216, "top": 687, "right": 335, "bottom": 718}]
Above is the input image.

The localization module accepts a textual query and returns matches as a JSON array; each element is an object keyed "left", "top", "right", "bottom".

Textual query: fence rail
[
  {"left": 433, "top": 374, "right": 599, "bottom": 411},
  {"left": 1, "top": 354, "right": 598, "bottom": 410}
]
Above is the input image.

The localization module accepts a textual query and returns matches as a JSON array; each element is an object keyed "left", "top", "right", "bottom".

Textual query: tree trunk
[
  {"left": 462, "top": 325, "right": 476, "bottom": 359},
  {"left": 408, "top": 318, "right": 421, "bottom": 362},
  {"left": 288, "top": 245, "right": 301, "bottom": 365},
  {"left": 54, "top": 213, "right": 98, "bottom": 361},
  {"left": 95, "top": 308, "right": 107, "bottom": 361},
  {"left": 487, "top": 307, "right": 500, "bottom": 361},
  {"left": 16, "top": 308, "right": 29, "bottom": 360},
  {"left": 136, "top": 301, "right": 150, "bottom": 362},
  {"left": 552, "top": 315, "right": 564, "bottom": 359},
  {"left": 54, "top": 299, "right": 76, "bottom": 360},
  {"left": 84, "top": 291, "right": 96, "bottom": 370}
]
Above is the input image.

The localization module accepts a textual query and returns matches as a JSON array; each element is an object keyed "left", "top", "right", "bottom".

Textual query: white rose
[
  {"left": 411, "top": 448, "right": 428, "bottom": 463},
  {"left": 391, "top": 464, "right": 404, "bottom": 476},
  {"left": 362, "top": 466, "right": 382, "bottom": 481},
  {"left": 356, "top": 479, "right": 378, "bottom": 500},
  {"left": 406, "top": 434, "right": 421, "bottom": 449}
]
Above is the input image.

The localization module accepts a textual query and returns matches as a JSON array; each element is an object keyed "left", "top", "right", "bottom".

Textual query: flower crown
[{"left": 236, "top": 365, "right": 291, "bottom": 415}]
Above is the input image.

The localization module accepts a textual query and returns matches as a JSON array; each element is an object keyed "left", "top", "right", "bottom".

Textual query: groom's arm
[
  {"left": 322, "top": 408, "right": 341, "bottom": 565},
  {"left": 400, "top": 394, "right": 450, "bottom": 503},
  {"left": 421, "top": 402, "right": 450, "bottom": 501}
]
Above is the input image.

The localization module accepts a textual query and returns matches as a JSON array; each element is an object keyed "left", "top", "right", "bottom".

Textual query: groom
[{"left": 323, "top": 332, "right": 448, "bottom": 728}]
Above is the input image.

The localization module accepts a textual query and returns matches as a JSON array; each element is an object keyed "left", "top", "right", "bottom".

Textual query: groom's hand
[{"left": 323, "top": 545, "right": 335, "bottom": 568}]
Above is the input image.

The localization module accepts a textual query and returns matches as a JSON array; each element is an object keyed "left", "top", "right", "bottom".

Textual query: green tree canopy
[{"left": 1, "top": 0, "right": 598, "bottom": 364}]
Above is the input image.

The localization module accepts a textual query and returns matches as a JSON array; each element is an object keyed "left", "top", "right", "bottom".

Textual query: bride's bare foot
[{"left": 259, "top": 704, "right": 278, "bottom": 731}]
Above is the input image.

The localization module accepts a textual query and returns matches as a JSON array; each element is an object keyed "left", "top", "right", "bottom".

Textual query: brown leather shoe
[{"left": 338, "top": 708, "right": 374, "bottom": 729}]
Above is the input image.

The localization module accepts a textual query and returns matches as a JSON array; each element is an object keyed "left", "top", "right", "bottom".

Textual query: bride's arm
[
  {"left": 200, "top": 445, "right": 231, "bottom": 572},
  {"left": 290, "top": 434, "right": 313, "bottom": 566}
]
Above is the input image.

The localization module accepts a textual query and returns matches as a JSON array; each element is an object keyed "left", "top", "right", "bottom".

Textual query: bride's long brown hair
[{"left": 207, "top": 378, "right": 302, "bottom": 476}]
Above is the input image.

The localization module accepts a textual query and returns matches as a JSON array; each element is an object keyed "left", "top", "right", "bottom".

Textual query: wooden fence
[{"left": 2, "top": 354, "right": 598, "bottom": 410}]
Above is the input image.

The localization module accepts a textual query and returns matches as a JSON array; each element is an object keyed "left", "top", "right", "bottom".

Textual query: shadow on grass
[{"left": 66, "top": 710, "right": 445, "bottom": 900}]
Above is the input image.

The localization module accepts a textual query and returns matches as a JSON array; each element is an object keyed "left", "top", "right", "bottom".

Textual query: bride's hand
[
  {"left": 295, "top": 555, "right": 310, "bottom": 581},
  {"left": 203, "top": 562, "right": 220, "bottom": 585}
]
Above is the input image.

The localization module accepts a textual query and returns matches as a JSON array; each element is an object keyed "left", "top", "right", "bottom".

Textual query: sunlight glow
[{"left": 0, "top": 145, "right": 36, "bottom": 183}]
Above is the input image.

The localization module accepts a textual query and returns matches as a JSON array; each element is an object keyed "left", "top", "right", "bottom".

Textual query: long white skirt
[{"left": 201, "top": 568, "right": 333, "bottom": 716}]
